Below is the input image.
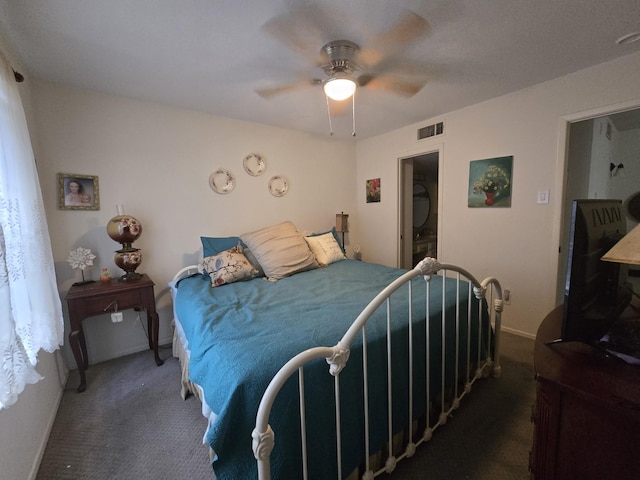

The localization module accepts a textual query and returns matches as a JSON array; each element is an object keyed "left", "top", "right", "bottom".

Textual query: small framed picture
[
  {"left": 366, "top": 178, "right": 381, "bottom": 203},
  {"left": 58, "top": 173, "right": 100, "bottom": 210}
]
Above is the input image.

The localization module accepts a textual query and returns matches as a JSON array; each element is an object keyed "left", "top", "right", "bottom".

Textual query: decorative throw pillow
[
  {"left": 306, "top": 227, "right": 345, "bottom": 253},
  {"left": 200, "top": 246, "right": 258, "bottom": 287},
  {"left": 305, "top": 232, "right": 346, "bottom": 266},
  {"left": 240, "top": 221, "right": 319, "bottom": 281}
]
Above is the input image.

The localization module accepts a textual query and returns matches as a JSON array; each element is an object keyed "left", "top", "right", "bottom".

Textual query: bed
[{"left": 169, "top": 221, "right": 503, "bottom": 480}]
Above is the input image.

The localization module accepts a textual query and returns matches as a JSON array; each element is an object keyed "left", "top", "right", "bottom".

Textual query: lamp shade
[
  {"left": 601, "top": 223, "right": 640, "bottom": 265},
  {"left": 336, "top": 212, "right": 349, "bottom": 232},
  {"left": 323, "top": 77, "right": 357, "bottom": 101}
]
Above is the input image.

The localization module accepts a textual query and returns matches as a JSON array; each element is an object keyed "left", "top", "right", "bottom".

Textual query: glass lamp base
[{"left": 119, "top": 271, "right": 142, "bottom": 282}]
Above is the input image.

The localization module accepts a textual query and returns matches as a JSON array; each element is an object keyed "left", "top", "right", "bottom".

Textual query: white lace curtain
[{"left": 0, "top": 52, "right": 64, "bottom": 409}]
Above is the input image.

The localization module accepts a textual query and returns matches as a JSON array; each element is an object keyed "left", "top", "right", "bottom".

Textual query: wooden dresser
[{"left": 530, "top": 306, "right": 640, "bottom": 480}]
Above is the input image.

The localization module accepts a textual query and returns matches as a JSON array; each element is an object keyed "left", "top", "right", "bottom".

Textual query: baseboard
[{"left": 501, "top": 325, "right": 536, "bottom": 340}]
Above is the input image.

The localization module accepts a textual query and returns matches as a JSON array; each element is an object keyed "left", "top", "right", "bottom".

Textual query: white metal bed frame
[{"left": 251, "top": 257, "right": 503, "bottom": 480}]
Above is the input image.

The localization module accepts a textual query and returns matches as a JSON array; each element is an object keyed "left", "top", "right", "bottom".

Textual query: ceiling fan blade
[
  {"left": 358, "top": 10, "right": 430, "bottom": 68},
  {"left": 368, "top": 56, "right": 433, "bottom": 77},
  {"left": 358, "top": 73, "right": 427, "bottom": 97},
  {"left": 378, "top": 10, "right": 430, "bottom": 47},
  {"left": 262, "top": 5, "right": 340, "bottom": 67},
  {"left": 255, "top": 79, "right": 319, "bottom": 99}
]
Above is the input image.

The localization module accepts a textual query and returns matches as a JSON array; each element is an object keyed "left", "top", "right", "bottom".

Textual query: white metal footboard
[{"left": 252, "top": 257, "right": 503, "bottom": 480}]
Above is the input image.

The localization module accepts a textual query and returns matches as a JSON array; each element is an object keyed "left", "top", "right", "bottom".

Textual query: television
[{"left": 559, "top": 199, "right": 631, "bottom": 345}]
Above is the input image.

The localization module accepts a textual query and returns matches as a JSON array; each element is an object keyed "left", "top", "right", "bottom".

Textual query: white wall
[
  {"left": 30, "top": 79, "right": 357, "bottom": 369},
  {"left": 356, "top": 51, "right": 640, "bottom": 338},
  {"left": 588, "top": 115, "right": 640, "bottom": 212},
  {"left": 1, "top": 75, "right": 357, "bottom": 480},
  {"left": 589, "top": 117, "right": 614, "bottom": 198},
  {"left": 611, "top": 124, "right": 640, "bottom": 229}
]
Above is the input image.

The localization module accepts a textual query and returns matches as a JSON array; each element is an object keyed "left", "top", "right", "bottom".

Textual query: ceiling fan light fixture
[{"left": 323, "top": 77, "right": 357, "bottom": 101}]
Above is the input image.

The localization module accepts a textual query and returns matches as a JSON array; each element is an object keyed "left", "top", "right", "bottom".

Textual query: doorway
[
  {"left": 399, "top": 150, "right": 440, "bottom": 269},
  {"left": 556, "top": 107, "right": 640, "bottom": 304}
]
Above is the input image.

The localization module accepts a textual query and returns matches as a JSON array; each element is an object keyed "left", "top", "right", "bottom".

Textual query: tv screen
[{"left": 561, "top": 199, "right": 631, "bottom": 344}]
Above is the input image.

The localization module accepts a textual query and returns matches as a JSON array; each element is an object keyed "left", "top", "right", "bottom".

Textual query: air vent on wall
[{"left": 417, "top": 121, "right": 444, "bottom": 140}]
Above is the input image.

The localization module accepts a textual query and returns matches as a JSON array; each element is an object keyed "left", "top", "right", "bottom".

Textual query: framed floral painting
[
  {"left": 366, "top": 178, "right": 381, "bottom": 203},
  {"left": 468, "top": 156, "right": 513, "bottom": 208}
]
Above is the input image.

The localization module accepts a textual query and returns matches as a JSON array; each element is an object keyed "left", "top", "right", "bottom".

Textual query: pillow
[
  {"left": 306, "top": 227, "right": 345, "bottom": 253},
  {"left": 240, "top": 221, "right": 319, "bottom": 281},
  {"left": 200, "top": 246, "right": 258, "bottom": 287},
  {"left": 305, "top": 232, "right": 346, "bottom": 266},
  {"left": 200, "top": 237, "right": 265, "bottom": 278},
  {"left": 241, "top": 246, "right": 265, "bottom": 278},
  {"left": 200, "top": 236, "right": 241, "bottom": 257}
]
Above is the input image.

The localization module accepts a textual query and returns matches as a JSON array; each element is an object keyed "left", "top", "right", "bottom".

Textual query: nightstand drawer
[{"left": 83, "top": 289, "right": 144, "bottom": 314}]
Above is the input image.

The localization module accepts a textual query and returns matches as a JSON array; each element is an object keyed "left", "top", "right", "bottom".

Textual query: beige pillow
[
  {"left": 305, "top": 232, "right": 346, "bottom": 266},
  {"left": 240, "top": 221, "right": 318, "bottom": 281}
]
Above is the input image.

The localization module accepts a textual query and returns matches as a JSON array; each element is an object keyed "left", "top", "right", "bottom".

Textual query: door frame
[
  {"left": 397, "top": 144, "right": 443, "bottom": 269},
  {"left": 554, "top": 98, "right": 640, "bottom": 304}
]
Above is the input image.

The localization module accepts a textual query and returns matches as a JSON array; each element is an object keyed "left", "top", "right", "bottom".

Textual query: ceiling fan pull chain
[
  {"left": 352, "top": 91, "right": 356, "bottom": 137},
  {"left": 325, "top": 94, "right": 334, "bottom": 136}
]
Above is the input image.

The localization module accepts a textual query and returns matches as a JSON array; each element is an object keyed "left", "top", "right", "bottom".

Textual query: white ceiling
[{"left": 1, "top": 0, "right": 640, "bottom": 140}]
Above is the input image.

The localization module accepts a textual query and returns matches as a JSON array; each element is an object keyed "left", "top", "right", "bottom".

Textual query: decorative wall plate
[
  {"left": 209, "top": 168, "right": 235, "bottom": 194},
  {"left": 268, "top": 175, "right": 289, "bottom": 197},
  {"left": 243, "top": 153, "right": 266, "bottom": 176}
]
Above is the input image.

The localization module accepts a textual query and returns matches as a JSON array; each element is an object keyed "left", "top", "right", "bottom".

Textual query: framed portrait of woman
[{"left": 58, "top": 173, "right": 100, "bottom": 210}]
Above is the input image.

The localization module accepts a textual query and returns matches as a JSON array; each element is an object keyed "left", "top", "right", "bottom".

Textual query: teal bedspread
[{"left": 174, "top": 259, "right": 485, "bottom": 479}]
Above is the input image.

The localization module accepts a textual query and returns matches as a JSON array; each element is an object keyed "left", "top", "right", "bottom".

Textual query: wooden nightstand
[{"left": 65, "top": 273, "right": 164, "bottom": 392}]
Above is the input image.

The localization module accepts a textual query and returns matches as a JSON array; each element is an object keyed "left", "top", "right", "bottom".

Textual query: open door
[
  {"left": 399, "top": 150, "right": 440, "bottom": 269},
  {"left": 557, "top": 108, "right": 640, "bottom": 304}
]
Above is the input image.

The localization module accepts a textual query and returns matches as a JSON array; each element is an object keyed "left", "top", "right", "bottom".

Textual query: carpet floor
[{"left": 36, "top": 332, "right": 535, "bottom": 479}]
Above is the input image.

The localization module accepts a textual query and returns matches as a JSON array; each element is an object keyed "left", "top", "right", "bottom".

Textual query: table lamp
[
  {"left": 601, "top": 223, "right": 640, "bottom": 360},
  {"left": 107, "top": 208, "right": 143, "bottom": 281},
  {"left": 601, "top": 223, "right": 640, "bottom": 266},
  {"left": 335, "top": 212, "right": 349, "bottom": 249}
]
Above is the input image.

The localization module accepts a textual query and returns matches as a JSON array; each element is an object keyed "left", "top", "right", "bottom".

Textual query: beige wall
[
  {"left": 356, "top": 51, "right": 640, "bottom": 338},
  {"left": 30, "top": 80, "right": 358, "bottom": 367},
  {"left": 3, "top": 71, "right": 358, "bottom": 480}
]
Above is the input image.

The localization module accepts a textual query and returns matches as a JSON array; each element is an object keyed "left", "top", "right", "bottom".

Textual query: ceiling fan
[{"left": 255, "top": 8, "right": 431, "bottom": 103}]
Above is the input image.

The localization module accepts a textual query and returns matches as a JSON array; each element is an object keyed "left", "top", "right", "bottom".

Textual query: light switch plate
[{"left": 537, "top": 190, "right": 550, "bottom": 204}]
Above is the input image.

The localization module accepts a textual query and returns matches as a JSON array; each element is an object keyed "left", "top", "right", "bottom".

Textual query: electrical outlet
[
  {"left": 503, "top": 289, "right": 511, "bottom": 305},
  {"left": 111, "top": 312, "right": 123, "bottom": 323}
]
